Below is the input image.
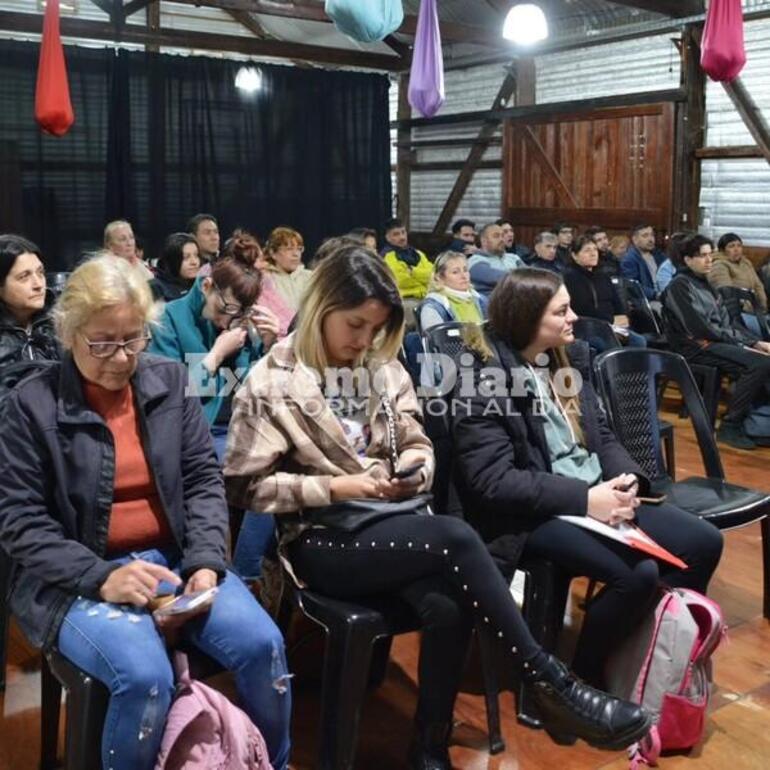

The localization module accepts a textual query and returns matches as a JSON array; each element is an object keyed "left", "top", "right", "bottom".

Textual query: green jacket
[
  {"left": 383, "top": 248, "right": 433, "bottom": 299},
  {"left": 149, "top": 278, "right": 262, "bottom": 424}
]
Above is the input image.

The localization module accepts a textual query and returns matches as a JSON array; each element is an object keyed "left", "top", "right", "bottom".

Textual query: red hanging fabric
[
  {"left": 35, "top": 0, "right": 75, "bottom": 136},
  {"left": 700, "top": 0, "right": 746, "bottom": 83}
]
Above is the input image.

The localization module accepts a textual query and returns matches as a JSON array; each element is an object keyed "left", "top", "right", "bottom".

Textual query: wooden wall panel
[{"left": 503, "top": 101, "right": 677, "bottom": 248}]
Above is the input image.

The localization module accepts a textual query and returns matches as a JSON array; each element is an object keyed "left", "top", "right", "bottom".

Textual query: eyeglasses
[
  {"left": 213, "top": 283, "right": 244, "bottom": 317},
  {"left": 81, "top": 332, "right": 150, "bottom": 359}
]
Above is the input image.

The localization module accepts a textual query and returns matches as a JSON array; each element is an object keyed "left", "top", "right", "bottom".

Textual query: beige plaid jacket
[{"left": 223, "top": 334, "right": 434, "bottom": 590}]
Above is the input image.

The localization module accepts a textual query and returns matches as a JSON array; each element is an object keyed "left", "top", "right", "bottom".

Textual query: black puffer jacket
[
  {"left": 452, "top": 335, "right": 648, "bottom": 570},
  {"left": 0, "top": 291, "right": 60, "bottom": 369},
  {"left": 563, "top": 264, "right": 624, "bottom": 323},
  {"left": 0, "top": 353, "right": 229, "bottom": 649}
]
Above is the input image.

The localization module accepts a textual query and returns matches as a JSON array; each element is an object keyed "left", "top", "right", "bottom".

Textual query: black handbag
[{"left": 303, "top": 392, "right": 433, "bottom": 532}]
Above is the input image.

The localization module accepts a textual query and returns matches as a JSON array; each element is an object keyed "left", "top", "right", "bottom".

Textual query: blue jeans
[
  {"left": 57, "top": 548, "right": 291, "bottom": 770},
  {"left": 211, "top": 423, "right": 275, "bottom": 579}
]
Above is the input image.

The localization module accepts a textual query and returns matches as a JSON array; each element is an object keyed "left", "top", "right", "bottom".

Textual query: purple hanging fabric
[
  {"left": 701, "top": 0, "right": 746, "bottom": 83},
  {"left": 408, "top": 0, "right": 444, "bottom": 118}
]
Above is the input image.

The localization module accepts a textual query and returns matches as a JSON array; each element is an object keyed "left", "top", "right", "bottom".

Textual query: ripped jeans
[{"left": 57, "top": 547, "right": 292, "bottom": 770}]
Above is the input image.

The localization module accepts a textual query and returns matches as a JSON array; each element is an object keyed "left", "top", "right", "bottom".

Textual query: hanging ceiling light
[
  {"left": 502, "top": 3, "right": 549, "bottom": 45},
  {"left": 235, "top": 66, "right": 263, "bottom": 94}
]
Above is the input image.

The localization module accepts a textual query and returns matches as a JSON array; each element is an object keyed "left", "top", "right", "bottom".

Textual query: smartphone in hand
[
  {"left": 393, "top": 461, "right": 425, "bottom": 480},
  {"left": 152, "top": 587, "right": 218, "bottom": 619}
]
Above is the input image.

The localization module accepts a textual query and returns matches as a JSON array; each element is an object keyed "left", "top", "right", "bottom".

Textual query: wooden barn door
[{"left": 503, "top": 102, "right": 676, "bottom": 246}]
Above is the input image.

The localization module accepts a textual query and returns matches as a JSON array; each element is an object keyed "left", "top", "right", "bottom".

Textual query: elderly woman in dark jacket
[
  {"left": 0, "top": 234, "right": 59, "bottom": 371},
  {"left": 453, "top": 268, "right": 723, "bottom": 688},
  {"left": 0, "top": 255, "right": 290, "bottom": 770}
]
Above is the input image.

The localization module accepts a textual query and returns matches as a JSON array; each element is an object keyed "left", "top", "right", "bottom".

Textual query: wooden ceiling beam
[
  {"left": 123, "top": 0, "right": 158, "bottom": 18},
  {"left": 170, "top": 0, "right": 506, "bottom": 47},
  {"left": 89, "top": 0, "right": 114, "bottom": 15},
  {"left": 605, "top": 1, "right": 703, "bottom": 17},
  {"left": 0, "top": 10, "right": 401, "bottom": 69},
  {"left": 226, "top": 8, "right": 269, "bottom": 38}
]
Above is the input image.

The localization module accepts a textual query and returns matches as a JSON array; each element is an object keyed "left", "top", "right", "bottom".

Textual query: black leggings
[
  {"left": 524, "top": 503, "right": 723, "bottom": 685},
  {"left": 288, "top": 514, "right": 542, "bottom": 725}
]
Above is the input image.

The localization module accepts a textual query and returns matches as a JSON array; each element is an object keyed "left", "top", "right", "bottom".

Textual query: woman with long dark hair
[
  {"left": 224, "top": 245, "right": 652, "bottom": 769},
  {"left": 0, "top": 234, "right": 59, "bottom": 369},
  {"left": 454, "top": 268, "right": 723, "bottom": 688},
  {"left": 150, "top": 233, "right": 201, "bottom": 302}
]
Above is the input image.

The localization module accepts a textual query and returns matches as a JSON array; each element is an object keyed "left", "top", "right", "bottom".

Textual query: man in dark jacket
[
  {"left": 448, "top": 218, "right": 479, "bottom": 256},
  {"left": 551, "top": 222, "right": 573, "bottom": 268},
  {"left": 621, "top": 224, "right": 667, "bottom": 300},
  {"left": 529, "top": 231, "right": 563, "bottom": 273},
  {"left": 662, "top": 234, "right": 770, "bottom": 449}
]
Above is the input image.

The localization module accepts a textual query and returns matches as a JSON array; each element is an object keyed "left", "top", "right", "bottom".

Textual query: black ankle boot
[
  {"left": 407, "top": 722, "right": 452, "bottom": 770},
  {"left": 525, "top": 654, "right": 651, "bottom": 751}
]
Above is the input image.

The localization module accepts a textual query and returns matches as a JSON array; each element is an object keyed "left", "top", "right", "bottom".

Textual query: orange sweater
[{"left": 83, "top": 381, "right": 173, "bottom": 554}]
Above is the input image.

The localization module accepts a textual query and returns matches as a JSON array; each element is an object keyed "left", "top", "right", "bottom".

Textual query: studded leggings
[{"left": 288, "top": 514, "right": 542, "bottom": 725}]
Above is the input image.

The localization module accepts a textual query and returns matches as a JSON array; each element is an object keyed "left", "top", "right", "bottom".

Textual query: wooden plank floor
[{"left": 2, "top": 406, "right": 769, "bottom": 769}]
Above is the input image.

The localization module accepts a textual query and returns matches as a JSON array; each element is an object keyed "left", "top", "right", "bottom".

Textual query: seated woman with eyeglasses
[
  {"left": 149, "top": 253, "right": 280, "bottom": 442},
  {"left": 0, "top": 255, "right": 291, "bottom": 770},
  {"left": 265, "top": 226, "right": 312, "bottom": 314}
]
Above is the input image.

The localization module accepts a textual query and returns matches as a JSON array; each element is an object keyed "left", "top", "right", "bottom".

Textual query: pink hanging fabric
[
  {"left": 408, "top": 0, "right": 444, "bottom": 118},
  {"left": 700, "top": 0, "right": 746, "bottom": 83}
]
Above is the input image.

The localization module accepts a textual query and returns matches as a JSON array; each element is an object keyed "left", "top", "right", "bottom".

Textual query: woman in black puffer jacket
[{"left": 0, "top": 234, "right": 60, "bottom": 371}]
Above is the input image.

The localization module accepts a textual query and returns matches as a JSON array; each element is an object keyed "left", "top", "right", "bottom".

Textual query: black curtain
[{"left": 0, "top": 41, "right": 392, "bottom": 270}]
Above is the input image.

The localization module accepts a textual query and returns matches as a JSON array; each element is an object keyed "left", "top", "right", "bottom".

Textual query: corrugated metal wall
[
  {"left": 402, "top": 34, "right": 681, "bottom": 233},
  {"left": 700, "top": 18, "right": 770, "bottom": 246}
]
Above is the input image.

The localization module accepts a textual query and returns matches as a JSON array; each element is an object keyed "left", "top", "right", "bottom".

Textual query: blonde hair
[
  {"left": 54, "top": 253, "right": 158, "bottom": 348},
  {"left": 428, "top": 250, "right": 467, "bottom": 293},
  {"left": 294, "top": 245, "right": 404, "bottom": 373},
  {"left": 103, "top": 219, "right": 133, "bottom": 247}
]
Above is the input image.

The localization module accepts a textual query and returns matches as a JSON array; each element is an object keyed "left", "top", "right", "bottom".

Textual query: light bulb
[
  {"left": 235, "top": 66, "right": 262, "bottom": 93},
  {"left": 503, "top": 4, "right": 549, "bottom": 45}
]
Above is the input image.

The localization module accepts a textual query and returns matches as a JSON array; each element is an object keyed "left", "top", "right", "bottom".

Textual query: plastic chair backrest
[
  {"left": 594, "top": 348, "right": 724, "bottom": 481},
  {"left": 624, "top": 279, "right": 663, "bottom": 335},
  {"left": 424, "top": 321, "right": 467, "bottom": 360},
  {"left": 45, "top": 272, "right": 70, "bottom": 295},
  {"left": 573, "top": 316, "right": 621, "bottom": 351},
  {"left": 716, "top": 285, "right": 770, "bottom": 340}
]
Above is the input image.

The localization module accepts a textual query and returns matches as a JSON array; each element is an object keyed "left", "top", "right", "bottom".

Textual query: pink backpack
[
  {"left": 154, "top": 652, "right": 274, "bottom": 770},
  {"left": 605, "top": 588, "right": 725, "bottom": 769}
]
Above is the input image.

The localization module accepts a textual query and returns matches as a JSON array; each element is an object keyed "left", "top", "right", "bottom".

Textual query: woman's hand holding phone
[
  {"left": 99, "top": 560, "right": 181, "bottom": 607},
  {"left": 587, "top": 474, "right": 640, "bottom": 526}
]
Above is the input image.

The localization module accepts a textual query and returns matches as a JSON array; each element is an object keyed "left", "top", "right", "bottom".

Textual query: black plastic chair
[
  {"left": 37, "top": 643, "right": 229, "bottom": 769},
  {"left": 572, "top": 316, "right": 621, "bottom": 355},
  {"left": 288, "top": 585, "right": 505, "bottom": 769},
  {"left": 594, "top": 348, "right": 770, "bottom": 619},
  {"left": 621, "top": 278, "right": 668, "bottom": 347},
  {"left": 45, "top": 272, "right": 71, "bottom": 298},
  {"left": 420, "top": 332, "right": 573, "bottom": 729},
  {"left": 716, "top": 285, "right": 770, "bottom": 341}
]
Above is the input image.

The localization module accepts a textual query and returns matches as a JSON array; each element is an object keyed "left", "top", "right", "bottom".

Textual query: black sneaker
[{"left": 716, "top": 421, "right": 756, "bottom": 450}]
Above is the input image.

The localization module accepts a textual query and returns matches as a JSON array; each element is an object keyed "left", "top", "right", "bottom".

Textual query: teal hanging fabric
[{"left": 325, "top": 0, "right": 404, "bottom": 43}]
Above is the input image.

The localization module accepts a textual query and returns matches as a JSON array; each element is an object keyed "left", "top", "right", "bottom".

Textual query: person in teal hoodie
[
  {"left": 150, "top": 255, "right": 280, "bottom": 579},
  {"left": 150, "top": 255, "right": 279, "bottom": 427}
]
